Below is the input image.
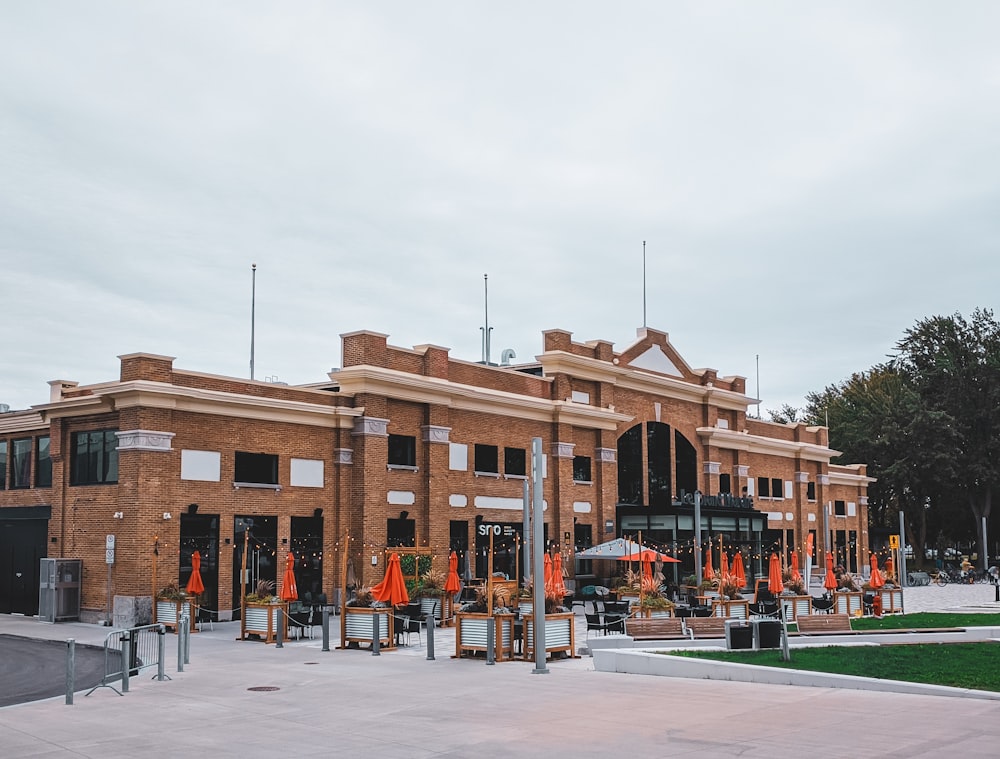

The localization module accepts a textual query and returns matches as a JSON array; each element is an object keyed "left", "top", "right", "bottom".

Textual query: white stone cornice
[
  {"left": 538, "top": 350, "right": 751, "bottom": 412},
  {"left": 553, "top": 442, "right": 575, "bottom": 458},
  {"left": 116, "top": 429, "right": 175, "bottom": 452},
  {"left": 596, "top": 447, "right": 616, "bottom": 463},
  {"left": 334, "top": 448, "right": 353, "bottom": 465},
  {"left": 736, "top": 465, "right": 750, "bottom": 478},
  {"left": 0, "top": 409, "right": 48, "bottom": 434},
  {"left": 334, "top": 365, "right": 633, "bottom": 430},
  {"left": 421, "top": 425, "right": 451, "bottom": 444},
  {"left": 817, "top": 474, "right": 830, "bottom": 486},
  {"left": 37, "top": 380, "right": 362, "bottom": 429},
  {"left": 703, "top": 461, "right": 721, "bottom": 475},
  {"left": 353, "top": 417, "right": 389, "bottom": 436},
  {"left": 794, "top": 471, "right": 809, "bottom": 483},
  {"left": 696, "top": 427, "right": 841, "bottom": 463}
]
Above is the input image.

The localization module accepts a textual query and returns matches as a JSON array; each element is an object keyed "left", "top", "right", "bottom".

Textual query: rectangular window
[
  {"left": 35, "top": 436, "right": 52, "bottom": 488},
  {"left": 70, "top": 430, "right": 119, "bottom": 485},
  {"left": 573, "top": 455, "right": 592, "bottom": 483},
  {"left": 806, "top": 481, "right": 816, "bottom": 501},
  {"left": 719, "top": 473, "right": 732, "bottom": 495},
  {"left": 387, "top": 517, "right": 415, "bottom": 547},
  {"left": 757, "top": 476, "right": 770, "bottom": 498},
  {"left": 10, "top": 438, "right": 31, "bottom": 488},
  {"left": 387, "top": 434, "right": 416, "bottom": 468},
  {"left": 834, "top": 500, "right": 846, "bottom": 517},
  {"left": 504, "top": 447, "right": 526, "bottom": 477},
  {"left": 771, "top": 478, "right": 783, "bottom": 499},
  {"left": 234, "top": 451, "right": 278, "bottom": 485},
  {"left": 0, "top": 440, "right": 6, "bottom": 489},
  {"left": 474, "top": 444, "right": 498, "bottom": 474}
]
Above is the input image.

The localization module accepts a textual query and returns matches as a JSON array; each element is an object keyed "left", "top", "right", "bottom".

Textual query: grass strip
[{"left": 672, "top": 642, "right": 1000, "bottom": 691}]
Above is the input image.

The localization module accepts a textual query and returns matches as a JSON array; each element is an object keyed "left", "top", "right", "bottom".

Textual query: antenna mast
[
  {"left": 642, "top": 241, "right": 647, "bottom": 328},
  {"left": 250, "top": 263, "right": 257, "bottom": 381},
  {"left": 755, "top": 353, "right": 760, "bottom": 419},
  {"left": 481, "top": 273, "right": 493, "bottom": 365}
]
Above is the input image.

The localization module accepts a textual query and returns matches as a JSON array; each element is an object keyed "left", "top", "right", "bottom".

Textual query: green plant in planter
[
  {"left": 418, "top": 568, "right": 447, "bottom": 597},
  {"left": 245, "top": 579, "right": 279, "bottom": 604},
  {"left": 639, "top": 593, "right": 675, "bottom": 611},
  {"left": 157, "top": 583, "right": 188, "bottom": 601}
]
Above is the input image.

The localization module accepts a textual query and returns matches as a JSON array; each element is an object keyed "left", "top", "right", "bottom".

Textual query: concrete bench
[
  {"left": 795, "top": 613, "right": 854, "bottom": 635},
  {"left": 683, "top": 617, "right": 729, "bottom": 639},
  {"left": 625, "top": 617, "right": 688, "bottom": 640}
]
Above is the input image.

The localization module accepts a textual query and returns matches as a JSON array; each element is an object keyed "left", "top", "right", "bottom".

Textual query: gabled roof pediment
[{"left": 617, "top": 328, "right": 696, "bottom": 381}]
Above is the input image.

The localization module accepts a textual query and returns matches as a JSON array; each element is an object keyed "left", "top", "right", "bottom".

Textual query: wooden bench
[
  {"left": 795, "top": 613, "right": 854, "bottom": 635},
  {"left": 683, "top": 617, "right": 729, "bottom": 639},
  {"left": 625, "top": 617, "right": 688, "bottom": 640}
]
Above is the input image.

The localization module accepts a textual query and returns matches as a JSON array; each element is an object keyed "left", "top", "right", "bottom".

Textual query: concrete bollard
[
  {"left": 486, "top": 620, "right": 495, "bottom": 665},
  {"left": 66, "top": 639, "right": 75, "bottom": 705},
  {"left": 322, "top": 606, "right": 330, "bottom": 652},
  {"left": 177, "top": 620, "right": 185, "bottom": 672},
  {"left": 182, "top": 615, "right": 191, "bottom": 665},
  {"left": 371, "top": 612, "right": 381, "bottom": 656},
  {"left": 276, "top": 610, "right": 283, "bottom": 648},
  {"left": 426, "top": 616, "right": 435, "bottom": 661}
]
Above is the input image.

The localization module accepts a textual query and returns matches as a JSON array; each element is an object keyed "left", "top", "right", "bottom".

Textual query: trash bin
[
  {"left": 725, "top": 620, "right": 753, "bottom": 650},
  {"left": 753, "top": 619, "right": 781, "bottom": 649}
]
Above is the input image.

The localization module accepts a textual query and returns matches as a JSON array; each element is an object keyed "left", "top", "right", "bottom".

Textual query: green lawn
[
  {"left": 845, "top": 612, "right": 1000, "bottom": 630},
  {"left": 673, "top": 642, "right": 1000, "bottom": 691}
]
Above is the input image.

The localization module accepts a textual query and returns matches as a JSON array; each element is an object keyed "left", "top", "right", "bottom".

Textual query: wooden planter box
[
  {"left": 879, "top": 587, "right": 904, "bottom": 614},
  {"left": 521, "top": 612, "right": 577, "bottom": 659},
  {"left": 635, "top": 607, "right": 674, "bottom": 619},
  {"left": 454, "top": 613, "right": 515, "bottom": 661},
  {"left": 778, "top": 595, "right": 812, "bottom": 621},
  {"left": 834, "top": 591, "right": 864, "bottom": 616},
  {"left": 340, "top": 606, "right": 395, "bottom": 649},
  {"left": 711, "top": 599, "right": 750, "bottom": 619},
  {"left": 154, "top": 599, "right": 194, "bottom": 633},
  {"left": 241, "top": 602, "right": 288, "bottom": 643}
]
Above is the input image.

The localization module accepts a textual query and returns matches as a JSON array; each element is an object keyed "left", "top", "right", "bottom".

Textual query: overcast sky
[{"left": 2, "top": 2, "right": 998, "bottom": 416}]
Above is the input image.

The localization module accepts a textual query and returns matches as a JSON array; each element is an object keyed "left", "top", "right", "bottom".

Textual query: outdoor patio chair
[
  {"left": 585, "top": 613, "right": 604, "bottom": 639},
  {"left": 691, "top": 605, "right": 714, "bottom": 617},
  {"left": 810, "top": 596, "right": 835, "bottom": 614},
  {"left": 604, "top": 613, "right": 626, "bottom": 635}
]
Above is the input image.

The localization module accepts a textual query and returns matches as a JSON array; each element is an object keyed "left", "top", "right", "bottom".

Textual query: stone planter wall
[
  {"left": 454, "top": 613, "right": 514, "bottom": 661},
  {"left": 522, "top": 612, "right": 576, "bottom": 659},
  {"left": 154, "top": 599, "right": 193, "bottom": 633},
  {"left": 341, "top": 606, "right": 395, "bottom": 649},
  {"left": 241, "top": 602, "right": 288, "bottom": 643}
]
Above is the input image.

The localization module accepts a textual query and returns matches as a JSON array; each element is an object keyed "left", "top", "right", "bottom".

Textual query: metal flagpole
[
  {"left": 250, "top": 263, "right": 257, "bottom": 381},
  {"left": 531, "top": 437, "right": 548, "bottom": 674}
]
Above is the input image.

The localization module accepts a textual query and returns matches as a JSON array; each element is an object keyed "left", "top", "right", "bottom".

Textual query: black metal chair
[
  {"left": 673, "top": 606, "right": 693, "bottom": 618},
  {"left": 605, "top": 613, "right": 626, "bottom": 635},
  {"left": 810, "top": 596, "right": 835, "bottom": 614},
  {"left": 394, "top": 602, "right": 424, "bottom": 646},
  {"left": 585, "top": 613, "right": 604, "bottom": 639},
  {"left": 691, "top": 605, "right": 714, "bottom": 617}
]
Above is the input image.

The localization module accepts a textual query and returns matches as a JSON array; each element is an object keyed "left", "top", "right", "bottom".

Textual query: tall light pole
[{"left": 250, "top": 263, "right": 257, "bottom": 381}]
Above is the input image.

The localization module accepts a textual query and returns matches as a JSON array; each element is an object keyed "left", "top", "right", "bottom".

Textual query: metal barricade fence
[{"left": 87, "top": 623, "right": 169, "bottom": 696}]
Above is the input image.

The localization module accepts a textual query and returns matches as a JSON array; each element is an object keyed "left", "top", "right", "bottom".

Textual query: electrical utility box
[{"left": 38, "top": 558, "right": 82, "bottom": 623}]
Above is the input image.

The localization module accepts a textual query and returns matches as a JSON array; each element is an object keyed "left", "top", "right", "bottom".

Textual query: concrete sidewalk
[{"left": 2, "top": 585, "right": 1000, "bottom": 758}]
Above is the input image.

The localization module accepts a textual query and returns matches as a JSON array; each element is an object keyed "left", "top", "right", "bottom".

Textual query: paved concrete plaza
[{"left": 1, "top": 583, "right": 999, "bottom": 758}]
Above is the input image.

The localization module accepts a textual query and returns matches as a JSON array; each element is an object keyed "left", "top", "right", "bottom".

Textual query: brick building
[{"left": 0, "top": 326, "right": 871, "bottom": 622}]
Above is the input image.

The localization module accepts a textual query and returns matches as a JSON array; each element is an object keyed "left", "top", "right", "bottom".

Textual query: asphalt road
[{"left": 0, "top": 634, "right": 108, "bottom": 707}]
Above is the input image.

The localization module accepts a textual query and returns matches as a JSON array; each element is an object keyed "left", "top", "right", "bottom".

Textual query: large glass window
[
  {"left": 572, "top": 455, "right": 592, "bottom": 483},
  {"left": 234, "top": 451, "right": 278, "bottom": 484},
  {"left": 290, "top": 515, "right": 324, "bottom": 599},
  {"left": 10, "top": 438, "right": 31, "bottom": 489},
  {"left": 719, "top": 473, "right": 732, "bottom": 495},
  {"left": 474, "top": 444, "right": 498, "bottom": 474},
  {"left": 647, "top": 422, "right": 672, "bottom": 506},
  {"left": 617, "top": 424, "right": 643, "bottom": 504},
  {"left": 387, "top": 516, "right": 415, "bottom": 547},
  {"left": 504, "top": 447, "right": 526, "bottom": 477},
  {"left": 674, "top": 430, "right": 698, "bottom": 497},
  {"left": 35, "top": 436, "right": 51, "bottom": 488},
  {"left": 387, "top": 434, "right": 416, "bottom": 467},
  {"left": 70, "top": 430, "right": 118, "bottom": 485}
]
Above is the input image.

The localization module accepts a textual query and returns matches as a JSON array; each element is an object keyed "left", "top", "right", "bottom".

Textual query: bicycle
[{"left": 932, "top": 571, "right": 949, "bottom": 586}]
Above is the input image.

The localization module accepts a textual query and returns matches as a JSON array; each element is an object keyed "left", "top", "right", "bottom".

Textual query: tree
[
  {"left": 766, "top": 404, "right": 804, "bottom": 424},
  {"left": 804, "top": 364, "right": 960, "bottom": 568},
  {"left": 895, "top": 309, "right": 1000, "bottom": 569}
]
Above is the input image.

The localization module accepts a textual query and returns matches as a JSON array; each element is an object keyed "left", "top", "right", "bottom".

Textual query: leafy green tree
[{"left": 895, "top": 309, "right": 1000, "bottom": 568}]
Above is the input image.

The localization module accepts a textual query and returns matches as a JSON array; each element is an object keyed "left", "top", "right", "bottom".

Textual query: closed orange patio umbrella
[
  {"left": 884, "top": 556, "right": 894, "bottom": 580},
  {"left": 703, "top": 546, "right": 714, "bottom": 581},
  {"left": 790, "top": 551, "right": 801, "bottom": 583},
  {"left": 280, "top": 552, "right": 298, "bottom": 602},
  {"left": 824, "top": 551, "right": 838, "bottom": 591},
  {"left": 551, "top": 552, "right": 567, "bottom": 598},
  {"left": 869, "top": 553, "right": 885, "bottom": 590},
  {"left": 186, "top": 550, "right": 205, "bottom": 596},
  {"left": 768, "top": 553, "right": 784, "bottom": 595},
  {"left": 444, "top": 550, "right": 461, "bottom": 595},
  {"left": 720, "top": 551, "right": 730, "bottom": 580},
  {"left": 732, "top": 551, "right": 747, "bottom": 588},
  {"left": 372, "top": 552, "right": 409, "bottom": 606}
]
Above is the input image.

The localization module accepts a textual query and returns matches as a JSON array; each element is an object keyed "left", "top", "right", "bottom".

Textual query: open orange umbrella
[
  {"left": 703, "top": 546, "right": 714, "bottom": 580},
  {"left": 186, "top": 550, "right": 205, "bottom": 595},
  {"left": 869, "top": 553, "right": 885, "bottom": 590},
  {"left": 824, "top": 550, "right": 838, "bottom": 591},
  {"left": 444, "top": 550, "right": 461, "bottom": 594},
  {"left": 280, "top": 552, "right": 298, "bottom": 602},
  {"left": 732, "top": 551, "right": 747, "bottom": 588},
  {"left": 372, "top": 552, "right": 409, "bottom": 606},
  {"left": 768, "top": 553, "right": 783, "bottom": 595},
  {"left": 618, "top": 549, "right": 680, "bottom": 563},
  {"left": 551, "top": 552, "right": 567, "bottom": 598}
]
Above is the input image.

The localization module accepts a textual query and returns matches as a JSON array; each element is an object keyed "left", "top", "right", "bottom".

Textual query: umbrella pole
[{"left": 638, "top": 531, "right": 643, "bottom": 606}]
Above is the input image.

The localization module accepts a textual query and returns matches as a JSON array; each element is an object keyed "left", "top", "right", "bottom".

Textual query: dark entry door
[
  {"left": 179, "top": 513, "right": 219, "bottom": 620},
  {"left": 0, "top": 519, "right": 47, "bottom": 615},
  {"left": 232, "top": 515, "right": 277, "bottom": 620}
]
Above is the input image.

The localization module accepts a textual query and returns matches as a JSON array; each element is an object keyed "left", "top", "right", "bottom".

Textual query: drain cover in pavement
[{"left": 247, "top": 686, "right": 280, "bottom": 692}]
